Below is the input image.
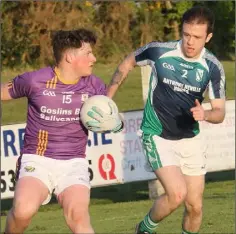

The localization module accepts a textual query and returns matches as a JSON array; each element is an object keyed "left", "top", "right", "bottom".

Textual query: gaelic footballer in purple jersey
[{"left": 8, "top": 66, "right": 107, "bottom": 160}]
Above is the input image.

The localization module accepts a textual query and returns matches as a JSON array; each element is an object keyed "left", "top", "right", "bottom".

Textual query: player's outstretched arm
[
  {"left": 107, "top": 52, "right": 136, "bottom": 98},
  {"left": 1, "top": 83, "right": 13, "bottom": 101}
]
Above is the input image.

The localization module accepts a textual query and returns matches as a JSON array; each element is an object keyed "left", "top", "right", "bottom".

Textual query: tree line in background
[{"left": 1, "top": 1, "right": 235, "bottom": 68}]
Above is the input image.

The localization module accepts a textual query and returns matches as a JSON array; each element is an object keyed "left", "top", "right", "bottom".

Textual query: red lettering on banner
[{"left": 98, "top": 154, "right": 116, "bottom": 180}]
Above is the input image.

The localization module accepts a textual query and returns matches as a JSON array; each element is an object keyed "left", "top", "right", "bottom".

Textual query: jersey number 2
[{"left": 181, "top": 69, "right": 188, "bottom": 78}]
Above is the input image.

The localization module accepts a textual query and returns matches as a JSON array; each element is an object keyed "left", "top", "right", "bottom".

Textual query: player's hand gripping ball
[{"left": 80, "top": 95, "right": 123, "bottom": 133}]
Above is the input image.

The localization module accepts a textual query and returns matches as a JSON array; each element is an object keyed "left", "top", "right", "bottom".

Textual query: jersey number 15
[{"left": 62, "top": 95, "right": 72, "bottom": 104}]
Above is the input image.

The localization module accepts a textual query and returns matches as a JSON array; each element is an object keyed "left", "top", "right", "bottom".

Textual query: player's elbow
[
  {"left": 218, "top": 115, "right": 225, "bottom": 123},
  {"left": 216, "top": 109, "right": 225, "bottom": 123}
]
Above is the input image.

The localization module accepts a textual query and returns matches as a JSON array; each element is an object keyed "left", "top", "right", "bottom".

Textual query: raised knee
[{"left": 168, "top": 190, "right": 187, "bottom": 209}]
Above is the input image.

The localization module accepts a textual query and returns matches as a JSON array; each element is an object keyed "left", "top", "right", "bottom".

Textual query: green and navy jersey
[{"left": 135, "top": 40, "right": 226, "bottom": 140}]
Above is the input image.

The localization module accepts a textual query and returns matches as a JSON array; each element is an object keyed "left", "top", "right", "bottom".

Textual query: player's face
[
  {"left": 72, "top": 42, "right": 97, "bottom": 77},
  {"left": 181, "top": 22, "right": 212, "bottom": 59}
]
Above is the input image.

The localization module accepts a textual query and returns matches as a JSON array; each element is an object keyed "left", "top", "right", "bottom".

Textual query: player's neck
[
  {"left": 181, "top": 47, "right": 200, "bottom": 61},
  {"left": 54, "top": 66, "right": 81, "bottom": 85},
  {"left": 179, "top": 42, "right": 205, "bottom": 61}
]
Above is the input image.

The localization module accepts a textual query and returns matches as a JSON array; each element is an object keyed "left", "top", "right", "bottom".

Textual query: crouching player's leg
[
  {"left": 5, "top": 178, "right": 49, "bottom": 234},
  {"left": 56, "top": 158, "right": 94, "bottom": 234},
  {"left": 135, "top": 134, "right": 187, "bottom": 234},
  {"left": 5, "top": 155, "right": 51, "bottom": 234},
  {"left": 58, "top": 185, "right": 93, "bottom": 234}
]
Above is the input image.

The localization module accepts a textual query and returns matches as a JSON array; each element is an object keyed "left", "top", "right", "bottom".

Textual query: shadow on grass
[
  {"left": 1, "top": 169, "right": 234, "bottom": 212},
  {"left": 91, "top": 180, "right": 149, "bottom": 204}
]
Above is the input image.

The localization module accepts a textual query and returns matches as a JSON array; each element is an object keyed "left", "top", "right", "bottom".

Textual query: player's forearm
[
  {"left": 107, "top": 67, "right": 128, "bottom": 98},
  {"left": 204, "top": 108, "right": 225, "bottom": 124},
  {"left": 107, "top": 53, "right": 136, "bottom": 98},
  {"left": 1, "top": 83, "right": 13, "bottom": 101}
]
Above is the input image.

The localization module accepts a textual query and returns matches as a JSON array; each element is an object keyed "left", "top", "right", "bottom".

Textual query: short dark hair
[
  {"left": 51, "top": 29, "right": 97, "bottom": 64},
  {"left": 181, "top": 6, "right": 215, "bottom": 35}
]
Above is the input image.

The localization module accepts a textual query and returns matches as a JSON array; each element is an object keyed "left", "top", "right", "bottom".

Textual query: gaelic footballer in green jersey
[
  {"left": 135, "top": 40, "right": 225, "bottom": 140},
  {"left": 106, "top": 5, "right": 226, "bottom": 234}
]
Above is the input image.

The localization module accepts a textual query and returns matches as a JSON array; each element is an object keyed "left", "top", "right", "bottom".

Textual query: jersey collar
[{"left": 54, "top": 66, "right": 79, "bottom": 85}]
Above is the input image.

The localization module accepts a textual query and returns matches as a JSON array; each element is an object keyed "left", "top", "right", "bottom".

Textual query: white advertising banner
[
  {"left": 1, "top": 124, "right": 124, "bottom": 199},
  {"left": 1, "top": 100, "right": 235, "bottom": 199},
  {"left": 200, "top": 100, "right": 235, "bottom": 172},
  {"left": 118, "top": 111, "right": 156, "bottom": 183}
]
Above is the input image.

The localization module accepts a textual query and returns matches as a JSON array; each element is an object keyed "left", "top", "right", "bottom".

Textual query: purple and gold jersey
[{"left": 8, "top": 66, "right": 107, "bottom": 160}]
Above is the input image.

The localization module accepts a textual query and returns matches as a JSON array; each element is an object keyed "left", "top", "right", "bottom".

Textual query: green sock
[
  {"left": 139, "top": 212, "right": 158, "bottom": 233},
  {"left": 182, "top": 228, "right": 199, "bottom": 234}
]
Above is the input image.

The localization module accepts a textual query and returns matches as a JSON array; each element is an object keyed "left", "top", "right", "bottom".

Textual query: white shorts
[
  {"left": 17, "top": 154, "right": 90, "bottom": 205},
  {"left": 139, "top": 131, "right": 207, "bottom": 176}
]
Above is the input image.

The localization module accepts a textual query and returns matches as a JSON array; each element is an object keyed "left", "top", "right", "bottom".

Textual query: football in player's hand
[{"left": 80, "top": 95, "right": 122, "bottom": 133}]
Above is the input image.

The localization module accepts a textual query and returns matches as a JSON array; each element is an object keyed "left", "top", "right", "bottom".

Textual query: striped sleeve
[
  {"left": 134, "top": 42, "right": 160, "bottom": 66},
  {"left": 134, "top": 41, "right": 178, "bottom": 67},
  {"left": 8, "top": 72, "right": 33, "bottom": 99},
  {"left": 208, "top": 62, "right": 226, "bottom": 99}
]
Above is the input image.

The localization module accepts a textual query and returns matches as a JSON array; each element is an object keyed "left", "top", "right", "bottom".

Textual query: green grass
[
  {"left": 1, "top": 61, "right": 235, "bottom": 125},
  {"left": 1, "top": 179, "right": 234, "bottom": 233}
]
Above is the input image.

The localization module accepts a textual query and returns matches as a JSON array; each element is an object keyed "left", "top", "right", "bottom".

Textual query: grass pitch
[{"left": 1, "top": 178, "right": 234, "bottom": 233}]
